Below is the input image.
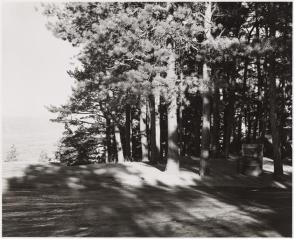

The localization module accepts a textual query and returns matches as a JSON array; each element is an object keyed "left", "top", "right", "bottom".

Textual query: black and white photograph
[{"left": 2, "top": 1, "right": 292, "bottom": 237}]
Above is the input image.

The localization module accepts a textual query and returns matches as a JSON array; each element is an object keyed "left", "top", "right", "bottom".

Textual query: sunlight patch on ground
[
  {"left": 66, "top": 177, "right": 86, "bottom": 190},
  {"left": 2, "top": 158, "right": 292, "bottom": 193},
  {"left": 112, "top": 162, "right": 202, "bottom": 188},
  {"left": 2, "top": 160, "right": 291, "bottom": 237}
]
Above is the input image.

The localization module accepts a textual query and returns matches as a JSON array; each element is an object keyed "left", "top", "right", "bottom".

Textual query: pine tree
[{"left": 5, "top": 145, "right": 18, "bottom": 162}]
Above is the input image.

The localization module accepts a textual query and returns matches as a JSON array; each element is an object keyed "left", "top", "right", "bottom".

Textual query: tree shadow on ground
[{"left": 2, "top": 162, "right": 292, "bottom": 237}]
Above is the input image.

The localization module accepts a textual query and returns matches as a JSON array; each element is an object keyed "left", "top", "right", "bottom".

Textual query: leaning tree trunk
[
  {"left": 268, "top": 15, "right": 283, "bottom": 178},
  {"left": 200, "top": 1, "right": 212, "bottom": 177},
  {"left": 140, "top": 98, "right": 148, "bottom": 162},
  {"left": 114, "top": 125, "right": 124, "bottom": 163},
  {"left": 165, "top": 43, "right": 180, "bottom": 174}
]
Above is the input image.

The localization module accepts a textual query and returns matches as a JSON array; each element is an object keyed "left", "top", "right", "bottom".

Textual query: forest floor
[{"left": 2, "top": 156, "right": 292, "bottom": 237}]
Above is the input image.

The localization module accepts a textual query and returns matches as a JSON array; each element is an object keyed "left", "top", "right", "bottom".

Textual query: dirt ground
[{"left": 2, "top": 157, "right": 292, "bottom": 237}]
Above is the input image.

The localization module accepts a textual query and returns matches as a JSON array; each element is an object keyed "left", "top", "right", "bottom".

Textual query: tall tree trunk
[
  {"left": 125, "top": 104, "right": 132, "bottom": 159},
  {"left": 140, "top": 99, "right": 148, "bottom": 162},
  {"left": 105, "top": 116, "right": 112, "bottom": 163},
  {"left": 224, "top": 88, "right": 235, "bottom": 159},
  {"left": 193, "top": 106, "right": 201, "bottom": 157},
  {"left": 146, "top": 100, "right": 151, "bottom": 161},
  {"left": 200, "top": 1, "right": 212, "bottom": 176},
  {"left": 166, "top": 94, "right": 179, "bottom": 173},
  {"left": 256, "top": 24, "right": 264, "bottom": 141},
  {"left": 155, "top": 92, "right": 161, "bottom": 161},
  {"left": 268, "top": 13, "right": 283, "bottom": 178},
  {"left": 114, "top": 125, "right": 124, "bottom": 163},
  {"left": 111, "top": 123, "right": 117, "bottom": 161},
  {"left": 164, "top": 3, "right": 180, "bottom": 174},
  {"left": 160, "top": 97, "right": 167, "bottom": 161},
  {"left": 242, "top": 56, "right": 249, "bottom": 143},
  {"left": 260, "top": 56, "right": 269, "bottom": 141},
  {"left": 200, "top": 89, "right": 211, "bottom": 176},
  {"left": 252, "top": 21, "right": 261, "bottom": 141},
  {"left": 165, "top": 43, "right": 180, "bottom": 174},
  {"left": 247, "top": 112, "right": 252, "bottom": 142},
  {"left": 237, "top": 113, "right": 242, "bottom": 150},
  {"left": 269, "top": 66, "right": 283, "bottom": 178},
  {"left": 211, "top": 85, "right": 220, "bottom": 157},
  {"left": 178, "top": 72, "right": 185, "bottom": 156},
  {"left": 130, "top": 110, "right": 133, "bottom": 159},
  {"left": 149, "top": 94, "right": 159, "bottom": 163},
  {"left": 257, "top": 58, "right": 265, "bottom": 140},
  {"left": 252, "top": 111, "right": 258, "bottom": 140}
]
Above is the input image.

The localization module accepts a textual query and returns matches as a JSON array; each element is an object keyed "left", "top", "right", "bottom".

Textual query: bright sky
[{"left": 2, "top": 2, "right": 78, "bottom": 118}]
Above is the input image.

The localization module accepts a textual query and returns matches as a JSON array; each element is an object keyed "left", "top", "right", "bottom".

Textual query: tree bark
[
  {"left": 177, "top": 72, "right": 183, "bottom": 157},
  {"left": 165, "top": 43, "right": 180, "bottom": 174},
  {"left": 140, "top": 99, "right": 149, "bottom": 162},
  {"left": 193, "top": 107, "right": 201, "bottom": 157},
  {"left": 200, "top": 88, "right": 211, "bottom": 176},
  {"left": 155, "top": 92, "right": 161, "bottom": 161},
  {"left": 125, "top": 104, "right": 132, "bottom": 159},
  {"left": 252, "top": 110, "right": 258, "bottom": 140},
  {"left": 224, "top": 86, "right": 235, "bottom": 159},
  {"left": 149, "top": 94, "right": 159, "bottom": 163},
  {"left": 199, "top": 2, "right": 212, "bottom": 176},
  {"left": 242, "top": 55, "right": 249, "bottom": 143},
  {"left": 105, "top": 116, "right": 112, "bottom": 163},
  {"left": 260, "top": 57, "right": 269, "bottom": 141},
  {"left": 257, "top": 58, "right": 266, "bottom": 140},
  {"left": 211, "top": 85, "right": 220, "bottom": 157},
  {"left": 114, "top": 125, "right": 124, "bottom": 163},
  {"left": 256, "top": 23, "right": 264, "bottom": 141},
  {"left": 268, "top": 11, "right": 283, "bottom": 178},
  {"left": 247, "top": 112, "right": 252, "bottom": 142},
  {"left": 165, "top": 94, "right": 179, "bottom": 173},
  {"left": 269, "top": 64, "right": 283, "bottom": 178},
  {"left": 160, "top": 97, "right": 168, "bottom": 162},
  {"left": 146, "top": 100, "right": 151, "bottom": 161}
]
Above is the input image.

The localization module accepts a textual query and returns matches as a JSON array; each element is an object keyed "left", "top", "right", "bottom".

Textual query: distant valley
[{"left": 2, "top": 116, "right": 64, "bottom": 162}]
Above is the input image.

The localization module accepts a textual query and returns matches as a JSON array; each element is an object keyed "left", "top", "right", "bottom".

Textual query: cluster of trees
[
  {"left": 43, "top": 2, "right": 292, "bottom": 178},
  {"left": 5, "top": 145, "right": 18, "bottom": 162},
  {"left": 5, "top": 145, "right": 52, "bottom": 163}
]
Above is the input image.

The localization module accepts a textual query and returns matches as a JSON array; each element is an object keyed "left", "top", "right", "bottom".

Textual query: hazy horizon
[{"left": 2, "top": 115, "right": 64, "bottom": 162}]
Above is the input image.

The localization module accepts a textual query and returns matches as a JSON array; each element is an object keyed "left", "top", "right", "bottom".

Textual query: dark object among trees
[{"left": 238, "top": 144, "right": 264, "bottom": 176}]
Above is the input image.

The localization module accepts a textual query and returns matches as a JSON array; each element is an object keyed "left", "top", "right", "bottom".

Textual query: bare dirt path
[{"left": 2, "top": 160, "right": 292, "bottom": 237}]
